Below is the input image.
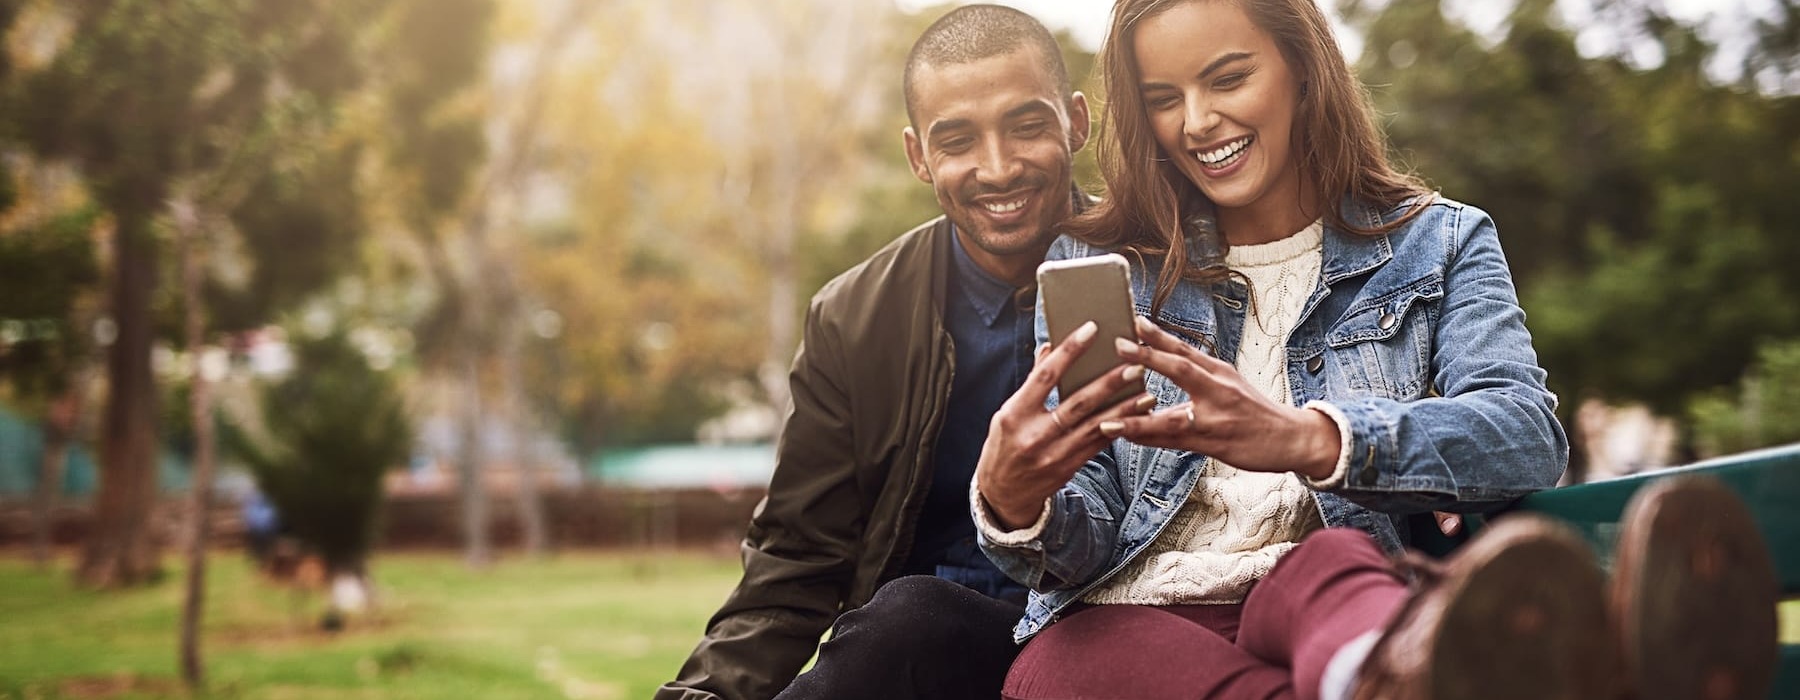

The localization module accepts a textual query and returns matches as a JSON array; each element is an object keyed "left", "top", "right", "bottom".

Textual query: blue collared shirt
[{"left": 901, "top": 226, "right": 1035, "bottom": 604}]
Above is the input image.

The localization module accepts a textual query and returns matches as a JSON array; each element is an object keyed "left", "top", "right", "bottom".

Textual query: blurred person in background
[
  {"left": 242, "top": 486, "right": 280, "bottom": 567},
  {"left": 656, "top": 6, "right": 1145, "bottom": 700}
]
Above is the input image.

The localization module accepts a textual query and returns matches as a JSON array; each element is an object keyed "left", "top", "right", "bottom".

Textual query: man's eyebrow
[
  {"left": 927, "top": 100, "right": 1058, "bottom": 141},
  {"left": 1002, "top": 99, "right": 1057, "bottom": 122},
  {"left": 926, "top": 117, "right": 973, "bottom": 142},
  {"left": 1140, "top": 51, "right": 1253, "bottom": 90}
]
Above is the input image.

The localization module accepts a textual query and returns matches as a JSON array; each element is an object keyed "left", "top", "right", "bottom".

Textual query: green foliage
[
  {"left": 1526, "top": 185, "right": 1800, "bottom": 415},
  {"left": 208, "top": 141, "right": 368, "bottom": 332},
  {"left": 1352, "top": 0, "right": 1800, "bottom": 442},
  {"left": 1357, "top": 0, "right": 1652, "bottom": 282},
  {"left": 372, "top": 0, "right": 492, "bottom": 234},
  {"left": 226, "top": 333, "right": 412, "bottom": 572},
  {"left": 1688, "top": 339, "right": 1800, "bottom": 458},
  {"left": 0, "top": 206, "right": 99, "bottom": 398},
  {"left": 3, "top": 0, "right": 407, "bottom": 332}
]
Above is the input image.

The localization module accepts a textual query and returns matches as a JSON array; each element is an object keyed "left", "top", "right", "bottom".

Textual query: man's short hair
[{"left": 902, "top": 4, "right": 1072, "bottom": 127}]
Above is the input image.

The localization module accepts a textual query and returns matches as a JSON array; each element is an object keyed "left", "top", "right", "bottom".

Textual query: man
[{"left": 657, "top": 6, "right": 1097, "bottom": 699}]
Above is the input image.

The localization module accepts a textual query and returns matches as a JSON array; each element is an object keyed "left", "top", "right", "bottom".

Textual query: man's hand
[{"left": 975, "top": 321, "right": 1155, "bottom": 531}]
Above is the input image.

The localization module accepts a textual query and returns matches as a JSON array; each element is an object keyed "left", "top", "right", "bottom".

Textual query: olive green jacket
[{"left": 657, "top": 216, "right": 958, "bottom": 700}]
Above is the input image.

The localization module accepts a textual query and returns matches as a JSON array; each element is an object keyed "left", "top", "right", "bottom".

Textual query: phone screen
[{"left": 1037, "top": 253, "right": 1143, "bottom": 408}]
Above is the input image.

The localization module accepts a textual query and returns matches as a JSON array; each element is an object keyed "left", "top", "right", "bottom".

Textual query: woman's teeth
[{"left": 1198, "top": 137, "right": 1252, "bottom": 168}]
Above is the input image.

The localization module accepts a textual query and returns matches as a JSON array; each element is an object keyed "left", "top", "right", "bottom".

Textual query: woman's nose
[{"left": 1182, "top": 97, "right": 1217, "bottom": 143}]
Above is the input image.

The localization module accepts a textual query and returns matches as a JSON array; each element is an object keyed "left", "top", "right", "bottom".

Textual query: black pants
[{"left": 775, "top": 575, "right": 1026, "bottom": 700}]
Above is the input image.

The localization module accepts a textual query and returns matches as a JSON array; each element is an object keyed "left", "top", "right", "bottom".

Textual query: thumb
[{"left": 1434, "top": 511, "right": 1462, "bottom": 536}]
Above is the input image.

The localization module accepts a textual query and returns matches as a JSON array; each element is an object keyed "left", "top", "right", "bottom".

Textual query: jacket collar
[{"left": 1319, "top": 196, "right": 1410, "bottom": 284}]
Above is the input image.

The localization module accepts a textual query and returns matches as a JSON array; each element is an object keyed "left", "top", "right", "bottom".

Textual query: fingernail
[
  {"left": 1073, "top": 321, "right": 1098, "bottom": 343},
  {"left": 1134, "top": 394, "right": 1158, "bottom": 411},
  {"left": 1135, "top": 316, "right": 1155, "bottom": 333},
  {"left": 1115, "top": 337, "right": 1139, "bottom": 356},
  {"left": 1441, "top": 516, "right": 1460, "bottom": 535},
  {"left": 1099, "top": 420, "right": 1124, "bottom": 437},
  {"left": 1121, "top": 364, "right": 1144, "bottom": 381}
]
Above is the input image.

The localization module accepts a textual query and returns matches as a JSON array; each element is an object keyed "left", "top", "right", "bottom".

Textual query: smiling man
[{"left": 656, "top": 6, "right": 1094, "bottom": 700}]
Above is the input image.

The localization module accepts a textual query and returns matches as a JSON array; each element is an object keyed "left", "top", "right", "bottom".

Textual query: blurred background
[{"left": 0, "top": 0, "right": 1796, "bottom": 697}]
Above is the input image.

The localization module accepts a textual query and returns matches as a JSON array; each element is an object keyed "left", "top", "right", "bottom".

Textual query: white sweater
[{"left": 1080, "top": 221, "right": 1328, "bottom": 605}]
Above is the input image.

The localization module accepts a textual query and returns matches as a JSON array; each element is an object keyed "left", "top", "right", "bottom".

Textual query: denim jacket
[{"left": 977, "top": 195, "right": 1568, "bottom": 642}]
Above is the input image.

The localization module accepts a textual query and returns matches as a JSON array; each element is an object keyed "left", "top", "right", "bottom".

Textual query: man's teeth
[
  {"left": 1198, "top": 137, "right": 1251, "bottom": 167},
  {"left": 983, "top": 199, "right": 1027, "bottom": 214}
]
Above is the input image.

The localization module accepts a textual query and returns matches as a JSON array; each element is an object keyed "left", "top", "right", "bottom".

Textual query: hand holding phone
[
  {"left": 976, "top": 253, "right": 1154, "bottom": 531},
  {"left": 1038, "top": 253, "right": 1144, "bottom": 407}
]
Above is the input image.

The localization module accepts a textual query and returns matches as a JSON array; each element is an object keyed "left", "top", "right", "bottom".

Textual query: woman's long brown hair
[{"left": 1064, "top": 0, "right": 1431, "bottom": 320}]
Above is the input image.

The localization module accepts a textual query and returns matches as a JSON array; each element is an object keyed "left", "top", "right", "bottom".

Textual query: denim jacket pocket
[{"left": 1326, "top": 275, "right": 1443, "bottom": 399}]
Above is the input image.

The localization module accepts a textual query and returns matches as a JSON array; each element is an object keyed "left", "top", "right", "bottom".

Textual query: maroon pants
[{"left": 1003, "top": 528, "right": 1408, "bottom": 700}]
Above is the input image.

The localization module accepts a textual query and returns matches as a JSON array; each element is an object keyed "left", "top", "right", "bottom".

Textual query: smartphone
[{"left": 1037, "top": 253, "right": 1144, "bottom": 408}]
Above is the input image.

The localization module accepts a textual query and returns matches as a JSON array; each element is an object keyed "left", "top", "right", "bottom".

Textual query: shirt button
[
  {"left": 1306, "top": 355, "right": 1323, "bottom": 374},
  {"left": 1378, "top": 312, "right": 1398, "bottom": 330}
]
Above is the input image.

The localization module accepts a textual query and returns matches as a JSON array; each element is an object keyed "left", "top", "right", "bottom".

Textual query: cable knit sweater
[{"left": 1081, "top": 221, "right": 1328, "bottom": 605}]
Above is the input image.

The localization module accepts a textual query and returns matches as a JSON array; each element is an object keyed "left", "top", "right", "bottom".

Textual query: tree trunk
[
  {"left": 498, "top": 324, "right": 547, "bottom": 556},
  {"left": 31, "top": 375, "right": 85, "bottom": 568},
  {"left": 458, "top": 354, "right": 492, "bottom": 569},
  {"left": 176, "top": 198, "right": 216, "bottom": 688},
  {"left": 77, "top": 209, "right": 163, "bottom": 588},
  {"left": 760, "top": 199, "right": 797, "bottom": 412}
]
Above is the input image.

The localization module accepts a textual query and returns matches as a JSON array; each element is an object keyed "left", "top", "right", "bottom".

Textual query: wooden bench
[{"left": 1412, "top": 442, "right": 1800, "bottom": 699}]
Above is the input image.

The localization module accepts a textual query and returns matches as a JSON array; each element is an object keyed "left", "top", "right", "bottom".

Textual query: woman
[{"left": 969, "top": 1, "right": 1774, "bottom": 699}]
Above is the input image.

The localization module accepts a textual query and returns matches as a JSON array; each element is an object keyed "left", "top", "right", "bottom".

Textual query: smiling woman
[
  {"left": 1134, "top": 2, "right": 1307, "bottom": 244},
  {"left": 968, "top": 1, "right": 1777, "bottom": 699}
]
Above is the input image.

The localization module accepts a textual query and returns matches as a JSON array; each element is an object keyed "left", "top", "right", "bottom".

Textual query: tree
[
  {"left": 357, "top": 0, "right": 499, "bottom": 566},
  {"left": 224, "top": 332, "right": 411, "bottom": 584},
  {"left": 1688, "top": 339, "right": 1800, "bottom": 457},
  {"left": 3, "top": 0, "right": 388, "bottom": 588},
  {"left": 1347, "top": 0, "right": 1800, "bottom": 469},
  {"left": 0, "top": 175, "right": 101, "bottom": 568}
]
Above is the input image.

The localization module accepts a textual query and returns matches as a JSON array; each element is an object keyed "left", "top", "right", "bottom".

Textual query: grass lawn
[
  {"left": 0, "top": 550, "right": 741, "bottom": 699},
  {"left": 3, "top": 549, "right": 1796, "bottom": 700}
]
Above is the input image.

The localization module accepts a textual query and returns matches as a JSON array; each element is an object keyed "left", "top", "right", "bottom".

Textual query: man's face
[{"left": 904, "top": 46, "right": 1089, "bottom": 284}]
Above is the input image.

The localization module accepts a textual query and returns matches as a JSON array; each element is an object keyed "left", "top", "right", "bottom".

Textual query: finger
[
  {"left": 1116, "top": 336, "right": 1214, "bottom": 391},
  {"left": 1055, "top": 361, "right": 1149, "bottom": 426},
  {"left": 1007, "top": 321, "right": 1098, "bottom": 412},
  {"left": 1434, "top": 512, "right": 1462, "bottom": 536},
  {"left": 1133, "top": 316, "right": 1231, "bottom": 372},
  {"left": 1047, "top": 393, "right": 1157, "bottom": 468},
  {"left": 1035, "top": 342, "right": 1051, "bottom": 364},
  {"left": 1099, "top": 401, "right": 1211, "bottom": 446},
  {"left": 1050, "top": 391, "right": 1155, "bottom": 447}
]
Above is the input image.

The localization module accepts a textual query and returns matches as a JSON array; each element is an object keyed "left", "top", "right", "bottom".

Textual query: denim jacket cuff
[
  {"left": 1301, "top": 400, "right": 1354, "bottom": 491},
  {"left": 1319, "top": 398, "right": 1400, "bottom": 490},
  {"left": 971, "top": 479, "right": 1052, "bottom": 546}
]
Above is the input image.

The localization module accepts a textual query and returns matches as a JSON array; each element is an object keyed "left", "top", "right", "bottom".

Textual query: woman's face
[{"left": 1134, "top": 1, "right": 1305, "bottom": 234}]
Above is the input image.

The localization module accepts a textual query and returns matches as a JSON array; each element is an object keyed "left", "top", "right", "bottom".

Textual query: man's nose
[{"left": 976, "top": 138, "right": 1024, "bottom": 185}]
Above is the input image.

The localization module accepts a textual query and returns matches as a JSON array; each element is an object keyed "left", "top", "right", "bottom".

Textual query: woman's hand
[
  {"left": 1098, "top": 317, "right": 1340, "bottom": 479},
  {"left": 975, "top": 321, "right": 1157, "bottom": 531}
]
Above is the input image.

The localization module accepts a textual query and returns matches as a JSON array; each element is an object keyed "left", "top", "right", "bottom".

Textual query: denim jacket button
[
  {"left": 1359, "top": 463, "right": 1379, "bottom": 485},
  {"left": 1378, "top": 311, "right": 1398, "bottom": 330},
  {"left": 1305, "top": 355, "right": 1323, "bottom": 374}
]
